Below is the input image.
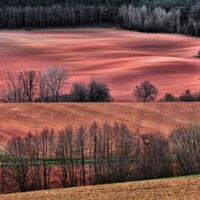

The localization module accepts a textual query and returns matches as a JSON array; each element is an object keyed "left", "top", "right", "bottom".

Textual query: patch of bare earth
[
  {"left": 0, "top": 102, "right": 200, "bottom": 141},
  {"left": 0, "top": 29, "right": 200, "bottom": 101},
  {"left": 1, "top": 177, "right": 200, "bottom": 200}
]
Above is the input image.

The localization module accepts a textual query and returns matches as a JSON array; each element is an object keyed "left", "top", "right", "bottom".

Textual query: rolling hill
[
  {"left": 0, "top": 102, "right": 199, "bottom": 142},
  {"left": 0, "top": 28, "right": 200, "bottom": 101}
]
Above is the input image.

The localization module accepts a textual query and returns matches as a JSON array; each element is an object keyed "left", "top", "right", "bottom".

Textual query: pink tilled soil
[
  {"left": 0, "top": 102, "right": 200, "bottom": 142},
  {"left": 0, "top": 28, "right": 200, "bottom": 101}
]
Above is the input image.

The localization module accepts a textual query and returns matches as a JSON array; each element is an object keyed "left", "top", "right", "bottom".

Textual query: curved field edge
[
  {"left": 0, "top": 102, "right": 200, "bottom": 141},
  {"left": 1, "top": 176, "right": 200, "bottom": 200}
]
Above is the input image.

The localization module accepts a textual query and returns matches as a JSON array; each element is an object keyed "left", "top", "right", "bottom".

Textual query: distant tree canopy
[
  {"left": 0, "top": 0, "right": 198, "bottom": 8},
  {"left": 0, "top": 0, "right": 200, "bottom": 36}
]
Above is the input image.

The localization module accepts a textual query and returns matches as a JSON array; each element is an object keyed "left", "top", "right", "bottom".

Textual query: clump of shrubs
[
  {"left": 162, "top": 89, "right": 200, "bottom": 102},
  {"left": 162, "top": 93, "right": 178, "bottom": 102},
  {"left": 68, "top": 78, "right": 113, "bottom": 102}
]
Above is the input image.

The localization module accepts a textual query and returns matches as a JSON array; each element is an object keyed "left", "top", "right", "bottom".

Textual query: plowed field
[
  {"left": 1, "top": 176, "right": 200, "bottom": 200},
  {"left": 0, "top": 102, "right": 199, "bottom": 141},
  {"left": 0, "top": 28, "right": 200, "bottom": 101}
]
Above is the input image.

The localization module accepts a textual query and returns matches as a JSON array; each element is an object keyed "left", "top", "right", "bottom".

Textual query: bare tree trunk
[
  {"left": 40, "top": 128, "right": 55, "bottom": 189},
  {"left": 19, "top": 71, "right": 38, "bottom": 102},
  {"left": 75, "top": 126, "right": 86, "bottom": 186}
]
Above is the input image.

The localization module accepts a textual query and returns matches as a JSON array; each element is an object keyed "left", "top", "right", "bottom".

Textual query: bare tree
[
  {"left": 89, "top": 121, "right": 99, "bottom": 184},
  {"left": 108, "top": 123, "right": 135, "bottom": 183},
  {"left": 56, "top": 127, "right": 76, "bottom": 187},
  {"left": 75, "top": 126, "right": 87, "bottom": 186},
  {"left": 1, "top": 71, "right": 37, "bottom": 102},
  {"left": 170, "top": 121, "right": 200, "bottom": 175},
  {"left": 56, "top": 129, "right": 70, "bottom": 188},
  {"left": 5, "top": 136, "right": 39, "bottom": 192},
  {"left": 136, "top": 132, "right": 172, "bottom": 179},
  {"left": 19, "top": 70, "right": 38, "bottom": 102},
  {"left": 0, "top": 146, "right": 7, "bottom": 193},
  {"left": 37, "top": 71, "right": 50, "bottom": 102},
  {"left": 132, "top": 80, "right": 158, "bottom": 102},
  {"left": 40, "top": 67, "right": 68, "bottom": 102},
  {"left": 39, "top": 128, "right": 55, "bottom": 190},
  {"left": 1, "top": 72, "right": 25, "bottom": 102}
]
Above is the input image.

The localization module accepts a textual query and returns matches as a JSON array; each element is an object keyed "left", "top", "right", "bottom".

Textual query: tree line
[
  {"left": 1, "top": 70, "right": 200, "bottom": 102},
  {"left": 0, "top": 4, "right": 117, "bottom": 29},
  {"left": 162, "top": 89, "right": 200, "bottom": 102},
  {"left": 0, "top": 1, "right": 200, "bottom": 37},
  {"left": 132, "top": 80, "right": 200, "bottom": 102},
  {"left": 0, "top": 67, "right": 113, "bottom": 102},
  {"left": 0, "top": 0, "right": 198, "bottom": 9},
  {"left": 0, "top": 121, "right": 200, "bottom": 193},
  {"left": 118, "top": 4, "right": 200, "bottom": 36}
]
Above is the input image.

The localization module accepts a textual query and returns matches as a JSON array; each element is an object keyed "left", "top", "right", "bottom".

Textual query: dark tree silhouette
[
  {"left": 69, "top": 82, "right": 89, "bottom": 102},
  {"left": 170, "top": 121, "right": 200, "bottom": 175},
  {"left": 179, "top": 89, "right": 195, "bottom": 101},
  {"left": 88, "top": 78, "right": 113, "bottom": 102},
  {"left": 163, "top": 93, "right": 178, "bottom": 102},
  {"left": 132, "top": 80, "right": 158, "bottom": 102}
]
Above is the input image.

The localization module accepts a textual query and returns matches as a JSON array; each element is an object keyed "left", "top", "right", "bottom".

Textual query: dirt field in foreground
[
  {"left": 0, "top": 102, "right": 200, "bottom": 141},
  {"left": 0, "top": 28, "right": 200, "bottom": 101},
  {"left": 1, "top": 177, "right": 200, "bottom": 200}
]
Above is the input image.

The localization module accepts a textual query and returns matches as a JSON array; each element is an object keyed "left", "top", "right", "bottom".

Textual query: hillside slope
[
  {"left": 0, "top": 103, "right": 199, "bottom": 141},
  {"left": 1, "top": 176, "right": 200, "bottom": 200},
  {"left": 0, "top": 29, "right": 200, "bottom": 101}
]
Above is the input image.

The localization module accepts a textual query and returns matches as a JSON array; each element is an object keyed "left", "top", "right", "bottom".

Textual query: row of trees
[
  {"left": 0, "top": 0, "right": 123, "bottom": 7},
  {"left": 0, "top": 0, "right": 198, "bottom": 9},
  {"left": 0, "top": 4, "right": 117, "bottom": 29},
  {"left": 118, "top": 4, "right": 200, "bottom": 36},
  {"left": 0, "top": 121, "right": 200, "bottom": 193},
  {"left": 132, "top": 80, "right": 200, "bottom": 102},
  {"left": 1, "top": 67, "right": 68, "bottom": 102},
  {"left": 2, "top": 74, "right": 200, "bottom": 102},
  {"left": 0, "top": 2, "right": 200, "bottom": 36},
  {"left": 0, "top": 67, "right": 112, "bottom": 102},
  {"left": 119, "top": 5, "right": 181, "bottom": 33},
  {"left": 162, "top": 89, "right": 200, "bottom": 102}
]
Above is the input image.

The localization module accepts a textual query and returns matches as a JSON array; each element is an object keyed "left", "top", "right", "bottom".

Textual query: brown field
[
  {"left": 1, "top": 176, "right": 200, "bottom": 200},
  {"left": 0, "top": 28, "right": 200, "bottom": 101},
  {"left": 0, "top": 102, "right": 199, "bottom": 142}
]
